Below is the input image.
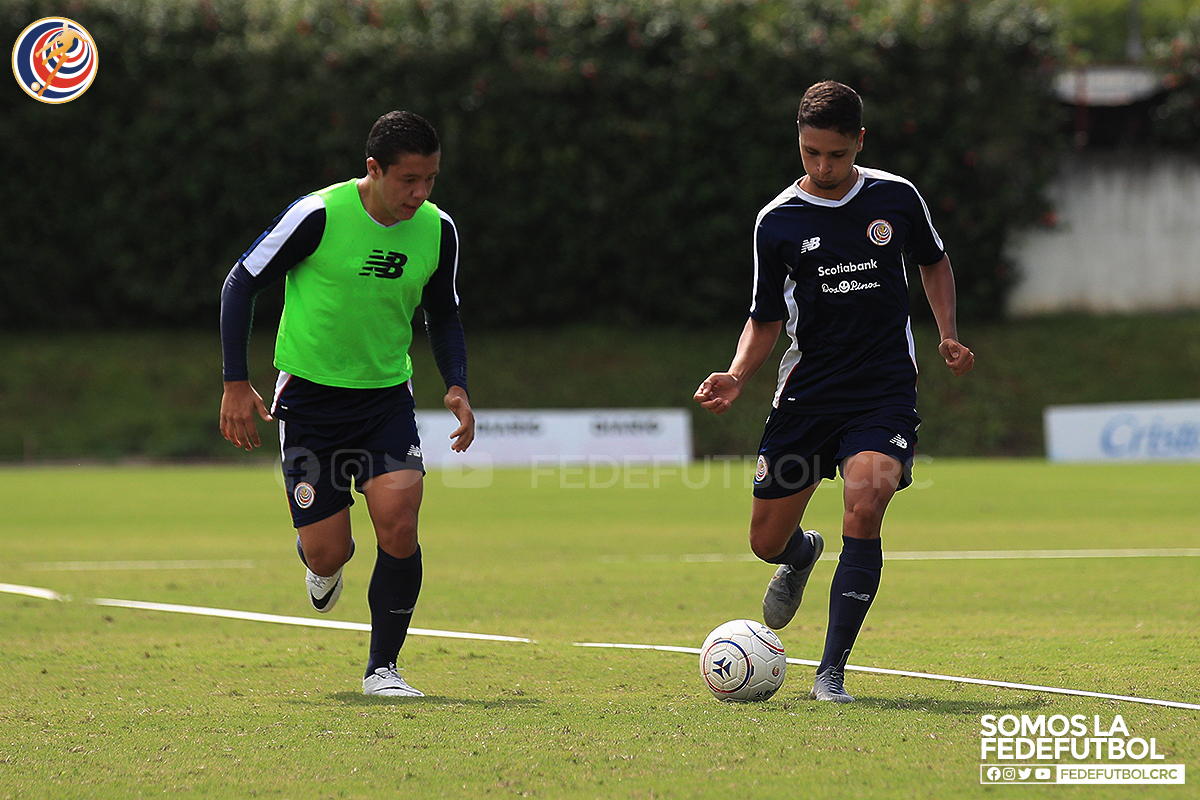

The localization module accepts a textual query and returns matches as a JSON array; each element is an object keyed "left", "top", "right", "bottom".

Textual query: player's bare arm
[
  {"left": 694, "top": 317, "right": 783, "bottom": 414},
  {"left": 220, "top": 380, "right": 272, "bottom": 450},
  {"left": 443, "top": 385, "right": 475, "bottom": 452},
  {"left": 918, "top": 256, "right": 975, "bottom": 377}
]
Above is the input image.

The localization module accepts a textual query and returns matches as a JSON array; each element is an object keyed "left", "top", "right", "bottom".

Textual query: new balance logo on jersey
[
  {"left": 889, "top": 434, "right": 908, "bottom": 449},
  {"left": 800, "top": 236, "right": 821, "bottom": 253},
  {"left": 359, "top": 250, "right": 407, "bottom": 279}
]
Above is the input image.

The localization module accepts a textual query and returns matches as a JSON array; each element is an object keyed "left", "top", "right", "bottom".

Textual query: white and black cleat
[
  {"left": 305, "top": 567, "right": 344, "bottom": 613},
  {"left": 297, "top": 535, "right": 354, "bottom": 613}
]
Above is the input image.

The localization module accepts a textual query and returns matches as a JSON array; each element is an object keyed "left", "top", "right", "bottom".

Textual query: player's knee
[
  {"left": 304, "top": 539, "right": 353, "bottom": 576},
  {"left": 748, "top": 528, "right": 790, "bottom": 562},
  {"left": 376, "top": 513, "right": 419, "bottom": 558},
  {"left": 842, "top": 498, "right": 887, "bottom": 538}
]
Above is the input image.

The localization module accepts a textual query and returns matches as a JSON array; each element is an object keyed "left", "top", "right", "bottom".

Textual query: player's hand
[
  {"left": 220, "top": 380, "right": 272, "bottom": 451},
  {"left": 939, "top": 339, "right": 975, "bottom": 377},
  {"left": 693, "top": 372, "right": 742, "bottom": 415},
  {"left": 444, "top": 385, "right": 475, "bottom": 452}
]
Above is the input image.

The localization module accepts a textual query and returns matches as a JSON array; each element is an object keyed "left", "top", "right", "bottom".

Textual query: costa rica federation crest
[
  {"left": 11, "top": 17, "right": 98, "bottom": 104},
  {"left": 867, "top": 219, "right": 893, "bottom": 246},
  {"left": 293, "top": 482, "right": 316, "bottom": 509}
]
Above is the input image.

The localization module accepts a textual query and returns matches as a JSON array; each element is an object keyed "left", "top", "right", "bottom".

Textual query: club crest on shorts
[
  {"left": 293, "top": 482, "right": 316, "bottom": 509},
  {"left": 755, "top": 455, "right": 769, "bottom": 484},
  {"left": 867, "top": 219, "right": 892, "bottom": 246}
]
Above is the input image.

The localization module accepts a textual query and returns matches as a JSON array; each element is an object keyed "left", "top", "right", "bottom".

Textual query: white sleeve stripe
[
  {"left": 750, "top": 184, "right": 800, "bottom": 314},
  {"left": 440, "top": 209, "right": 461, "bottom": 306},
  {"left": 859, "top": 167, "right": 944, "bottom": 252},
  {"left": 241, "top": 194, "right": 326, "bottom": 277},
  {"left": 912, "top": 187, "right": 944, "bottom": 252}
]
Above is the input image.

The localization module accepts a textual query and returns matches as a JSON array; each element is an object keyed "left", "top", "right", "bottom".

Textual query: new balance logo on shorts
[
  {"left": 888, "top": 433, "right": 908, "bottom": 449},
  {"left": 359, "top": 249, "right": 407, "bottom": 279}
]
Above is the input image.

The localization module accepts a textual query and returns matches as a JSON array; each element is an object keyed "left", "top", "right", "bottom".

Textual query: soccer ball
[{"left": 699, "top": 619, "right": 786, "bottom": 702}]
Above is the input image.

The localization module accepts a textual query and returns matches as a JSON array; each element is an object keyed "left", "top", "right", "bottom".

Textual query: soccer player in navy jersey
[
  {"left": 219, "top": 111, "right": 475, "bottom": 697},
  {"left": 694, "top": 81, "right": 974, "bottom": 702}
]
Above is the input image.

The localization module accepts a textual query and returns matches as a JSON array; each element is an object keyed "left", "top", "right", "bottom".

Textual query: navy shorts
[
  {"left": 278, "top": 405, "right": 425, "bottom": 528},
  {"left": 753, "top": 405, "right": 921, "bottom": 499}
]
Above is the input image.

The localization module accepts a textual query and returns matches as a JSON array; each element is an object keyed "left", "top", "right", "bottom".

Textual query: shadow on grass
[
  {"left": 322, "top": 692, "right": 545, "bottom": 708},
  {"left": 847, "top": 694, "right": 1054, "bottom": 714}
]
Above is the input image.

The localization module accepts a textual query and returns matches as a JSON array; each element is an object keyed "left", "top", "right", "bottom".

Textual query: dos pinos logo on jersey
[
  {"left": 867, "top": 219, "right": 892, "bottom": 246},
  {"left": 11, "top": 18, "right": 98, "bottom": 104}
]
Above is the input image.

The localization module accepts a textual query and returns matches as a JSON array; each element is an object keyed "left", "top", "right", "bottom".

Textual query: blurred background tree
[{"left": 2, "top": 0, "right": 1068, "bottom": 331}]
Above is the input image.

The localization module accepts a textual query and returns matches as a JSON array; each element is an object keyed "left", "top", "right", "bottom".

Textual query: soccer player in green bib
[{"left": 219, "top": 111, "right": 474, "bottom": 697}]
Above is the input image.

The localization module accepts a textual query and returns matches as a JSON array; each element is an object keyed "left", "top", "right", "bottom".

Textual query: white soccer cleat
[
  {"left": 363, "top": 664, "right": 424, "bottom": 697},
  {"left": 305, "top": 567, "right": 344, "bottom": 614},
  {"left": 297, "top": 535, "right": 354, "bottom": 614}
]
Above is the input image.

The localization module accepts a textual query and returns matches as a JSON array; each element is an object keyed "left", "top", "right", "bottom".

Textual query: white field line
[
  {"left": 5, "top": 583, "right": 1197, "bottom": 710},
  {"left": 886, "top": 548, "right": 1200, "bottom": 561},
  {"left": 602, "top": 548, "right": 1200, "bottom": 564},
  {"left": 90, "top": 598, "right": 533, "bottom": 643},
  {"left": 0, "top": 582, "right": 67, "bottom": 601},
  {"left": 0, "top": 583, "right": 530, "bottom": 643},
  {"left": 27, "top": 560, "right": 257, "bottom": 571},
  {"left": 574, "top": 642, "right": 1200, "bottom": 711},
  {"left": 32, "top": 550, "right": 1200, "bottom": 570}
]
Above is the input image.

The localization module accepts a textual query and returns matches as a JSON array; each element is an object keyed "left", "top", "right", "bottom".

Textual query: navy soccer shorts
[
  {"left": 753, "top": 405, "right": 921, "bottom": 499},
  {"left": 278, "top": 405, "right": 425, "bottom": 528}
]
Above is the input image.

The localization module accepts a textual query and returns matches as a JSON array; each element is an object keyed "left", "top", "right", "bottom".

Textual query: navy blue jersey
[{"left": 750, "top": 167, "right": 945, "bottom": 414}]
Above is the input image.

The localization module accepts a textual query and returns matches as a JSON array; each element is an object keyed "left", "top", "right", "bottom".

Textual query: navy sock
[
  {"left": 762, "top": 527, "right": 815, "bottom": 568},
  {"left": 365, "top": 545, "right": 422, "bottom": 677},
  {"left": 818, "top": 536, "right": 882, "bottom": 672}
]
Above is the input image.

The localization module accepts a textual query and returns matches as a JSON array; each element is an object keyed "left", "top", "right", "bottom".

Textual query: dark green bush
[
  {"left": 1147, "top": 18, "right": 1200, "bottom": 152},
  {"left": 1, "top": 0, "right": 1064, "bottom": 330}
]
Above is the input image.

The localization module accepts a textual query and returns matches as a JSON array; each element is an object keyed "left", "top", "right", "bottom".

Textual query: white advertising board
[
  {"left": 415, "top": 408, "right": 693, "bottom": 468},
  {"left": 1044, "top": 399, "right": 1200, "bottom": 462}
]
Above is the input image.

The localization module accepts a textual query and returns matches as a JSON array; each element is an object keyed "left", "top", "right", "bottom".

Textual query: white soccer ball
[{"left": 699, "top": 618, "right": 786, "bottom": 702}]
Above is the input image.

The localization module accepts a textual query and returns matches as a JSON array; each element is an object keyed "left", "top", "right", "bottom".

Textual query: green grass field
[{"left": 2, "top": 460, "right": 1198, "bottom": 799}]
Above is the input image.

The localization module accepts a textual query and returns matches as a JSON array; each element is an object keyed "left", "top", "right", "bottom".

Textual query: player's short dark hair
[
  {"left": 798, "top": 81, "right": 863, "bottom": 137},
  {"left": 366, "top": 111, "right": 440, "bottom": 169}
]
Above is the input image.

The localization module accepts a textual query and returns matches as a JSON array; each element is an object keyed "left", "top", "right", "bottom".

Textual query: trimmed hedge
[
  {"left": 1145, "top": 17, "right": 1200, "bottom": 151},
  {"left": 2, "top": 0, "right": 1064, "bottom": 330}
]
